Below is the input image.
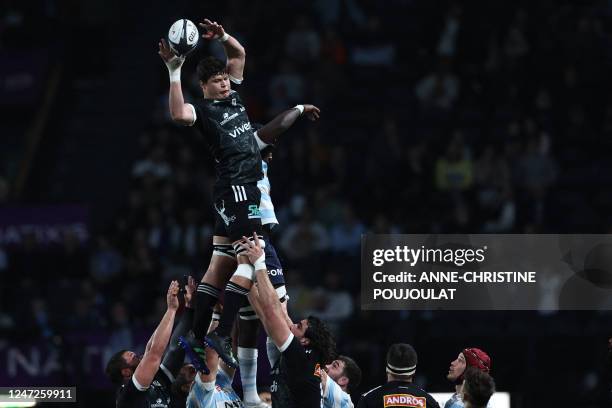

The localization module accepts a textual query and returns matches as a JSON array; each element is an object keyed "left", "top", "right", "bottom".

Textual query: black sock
[
  {"left": 216, "top": 282, "right": 249, "bottom": 337},
  {"left": 193, "top": 283, "right": 220, "bottom": 339}
]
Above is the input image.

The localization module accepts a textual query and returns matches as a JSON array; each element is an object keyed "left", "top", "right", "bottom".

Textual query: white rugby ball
[{"left": 168, "top": 19, "right": 199, "bottom": 56}]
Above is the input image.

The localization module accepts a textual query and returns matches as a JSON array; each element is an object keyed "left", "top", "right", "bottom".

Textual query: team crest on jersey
[
  {"left": 247, "top": 204, "right": 261, "bottom": 219},
  {"left": 313, "top": 363, "right": 322, "bottom": 378},
  {"left": 150, "top": 397, "right": 169, "bottom": 408},
  {"left": 232, "top": 98, "right": 236, "bottom": 106},
  {"left": 215, "top": 200, "right": 236, "bottom": 226},
  {"left": 383, "top": 394, "right": 426, "bottom": 407}
]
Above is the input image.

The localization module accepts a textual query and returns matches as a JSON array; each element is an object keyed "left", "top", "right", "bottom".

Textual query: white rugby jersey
[
  {"left": 254, "top": 132, "right": 279, "bottom": 226},
  {"left": 323, "top": 375, "right": 353, "bottom": 408},
  {"left": 444, "top": 392, "right": 493, "bottom": 408},
  {"left": 187, "top": 368, "right": 243, "bottom": 408}
]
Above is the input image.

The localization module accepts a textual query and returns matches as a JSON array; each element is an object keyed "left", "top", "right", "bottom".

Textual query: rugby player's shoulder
[{"left": 361, "top": 384, "right": 383, "bottom": 397}]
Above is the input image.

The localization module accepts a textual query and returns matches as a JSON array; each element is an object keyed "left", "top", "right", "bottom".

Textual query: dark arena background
[{"left": 2, "top": 0, "right": 612, "bottom": 407}]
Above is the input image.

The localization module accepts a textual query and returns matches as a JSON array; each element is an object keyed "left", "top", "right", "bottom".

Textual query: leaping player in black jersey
[
  {"left": 158, "top": 19, "right": 267, "bottom": 369},
  {"left": 241, "top": 233, "right": 337, "bottom": 408}
]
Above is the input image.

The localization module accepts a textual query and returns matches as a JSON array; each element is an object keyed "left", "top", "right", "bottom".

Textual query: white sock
[{"left": 238, "top": 347, "right": 260, "bottom": 403}]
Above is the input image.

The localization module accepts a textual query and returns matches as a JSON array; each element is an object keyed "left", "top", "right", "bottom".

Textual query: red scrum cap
[{"left": 462, "top": 348, "right": 491, "bottom": 373}]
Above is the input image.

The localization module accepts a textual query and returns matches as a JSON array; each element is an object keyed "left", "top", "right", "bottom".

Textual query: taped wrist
[
  {"left": 234, "top": 263, "right": 255, "bottom": 280},
  {"left": 165, "top": 56, "right": 185, "bottom": 83},
  {"left": 253, "top": 254, "right": 266, "bottom": 272}
]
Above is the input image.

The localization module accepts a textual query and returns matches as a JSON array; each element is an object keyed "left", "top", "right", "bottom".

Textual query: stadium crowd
[{"left": 2, "top": 0, "right": 612, "bottom": 406}]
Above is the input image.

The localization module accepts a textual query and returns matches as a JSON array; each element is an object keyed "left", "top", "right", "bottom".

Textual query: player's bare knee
[{"left": 231, "top": 274, "right": 253, "bottom": 289}]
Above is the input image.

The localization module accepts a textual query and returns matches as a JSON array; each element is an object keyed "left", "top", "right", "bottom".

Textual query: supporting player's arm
[
  {"left": 133, "top": 281, "right": 180, "bottom": 389},
  {"left": 257, "top": 104, "right": 321, "bottom": 145},
  {"left": 243, "top": 235, "right": 293, "bottom": 349},
  {"left": 161, "top": 276, "right": 196, "bottom": 378},
  {"left": 158, "top": 39, "right": 196, "bottom": 125},
  {"left": 200, "top": 19, "right": 245, "bottom": 82}
]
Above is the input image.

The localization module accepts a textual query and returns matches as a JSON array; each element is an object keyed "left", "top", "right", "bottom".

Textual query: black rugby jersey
[
  {"left": 357, "top": 381, "right": 439, "bottom": 408},
  {"left": 271, "top": 337, "right": 323, "bottom": 408},
  {"left": 191, "top": 88, "right": 262, "bottom": 185},
  {"left": 116, "top": 371, "right": 172, "bottom": 408}
]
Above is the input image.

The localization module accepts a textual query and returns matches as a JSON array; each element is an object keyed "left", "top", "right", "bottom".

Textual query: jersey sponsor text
[{"left": 383, "top": 394, "right": 426, "bottom": 407}]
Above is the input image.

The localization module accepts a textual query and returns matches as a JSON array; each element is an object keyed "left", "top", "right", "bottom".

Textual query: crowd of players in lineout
[{"left": 104, "top": 19, "right": 497, "bottom": 408}]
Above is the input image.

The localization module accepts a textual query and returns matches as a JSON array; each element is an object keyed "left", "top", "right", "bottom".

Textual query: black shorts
[
  {"left": 264, "top": 236, "right": 285, "bottom": 287},
  {"left": 212, "top": 183, "right": 263, "bottom": 242}
]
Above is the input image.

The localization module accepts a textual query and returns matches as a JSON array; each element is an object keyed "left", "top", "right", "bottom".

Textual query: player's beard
[{"left": 130, "top": 354, "right": 143, "bottom": 369}]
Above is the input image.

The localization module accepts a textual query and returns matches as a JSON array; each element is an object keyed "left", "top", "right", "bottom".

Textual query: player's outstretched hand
[
  {"left": 184, "top": 276, "right": 196, "bottom": 308},
  {"left": 158, "top": 38, "right": 176, "bottom": 62},
  {"left": 303, "top": 104, "right": 321, "bottom": 121},
  {"left": 240, "top": 233, "right": 264, "bottom": 265},
  {"left": 158, "top": 39, "right": 185, "bottom": 68},
  {"left": 199, "top": 19, "right": 226, "bottom": 40},
  {"left": 167, "top": 280, "right": 180, "bottom": 311}
]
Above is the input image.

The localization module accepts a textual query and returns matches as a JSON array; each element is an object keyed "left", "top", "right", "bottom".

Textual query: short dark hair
[
  {"left": 338, "top": 355, "right": 362, "bottom": 393},
  {"left": 463, "top": 367, "right": 496, "bottom": 408},
  {"left": 105, "top": 349, "right": 128, "bottom": 385},
  {"left": 386, "top": 343, "right": 418, "bottom": 379},
  {"left": 172, "top": 364, "right": 196, "bottom": 398},
  {"left": 305, "top": 316, "right": 337, "bottom": 364},
  {"left": 197, "top": 57, "right": 227, "bottom": 83}
]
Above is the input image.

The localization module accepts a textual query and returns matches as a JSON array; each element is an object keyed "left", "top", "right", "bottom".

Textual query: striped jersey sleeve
[
  {"left": 187, "top": 374, "right": 216, "bottom": 408},
  {"left": 257, "top": 160, "right": 278, "bottom": 226}
]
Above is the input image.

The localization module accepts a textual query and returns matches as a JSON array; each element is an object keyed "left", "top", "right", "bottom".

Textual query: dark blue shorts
[{"left": 263, "top": 236, "right": 285, "bottom": 287}]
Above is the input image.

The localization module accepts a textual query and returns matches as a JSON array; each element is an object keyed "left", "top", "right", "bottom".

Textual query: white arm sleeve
[
  {"left": 186, "top": 103, "right": 197, "bottom": 126},
  {"left": 229, "top": 75, "right": 243, "bottom": 84},
  {"left": 132, "top": 375, "right": 149, "bottom": 391},
  {"left": 278, "top": 333, "right": 294, "bottom": 352},
  {"left": 254, "top": 131, "right": 269, "bottom": 151}
]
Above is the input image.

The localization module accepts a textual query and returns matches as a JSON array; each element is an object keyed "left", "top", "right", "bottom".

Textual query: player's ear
[
  {"left": 338, "top": 376, "right": 349, "bottom": 388},
  {"left": 121, "top": 367, "right": 133, "bottom": 379},
  {"left": 299, "top": 337, "right": 310, "bottom": 347}
]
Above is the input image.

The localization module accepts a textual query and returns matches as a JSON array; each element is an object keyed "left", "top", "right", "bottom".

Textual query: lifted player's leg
[
  {"left": 180, "top": 235, "right": 236, "bottom": 373},
  {"left": 206, "top": 237, "right": 262, "bottom": 368},
  {"left": 193, "top": 238, "right": 236, "bottom": 339},
  {"left": 206, "top": 183, "right": 264, "bottom": 368}
]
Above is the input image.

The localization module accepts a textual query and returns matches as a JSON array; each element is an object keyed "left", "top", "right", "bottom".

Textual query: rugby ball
[{"left": 168, "top": 19, "right": 199, "bottom": 56}]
